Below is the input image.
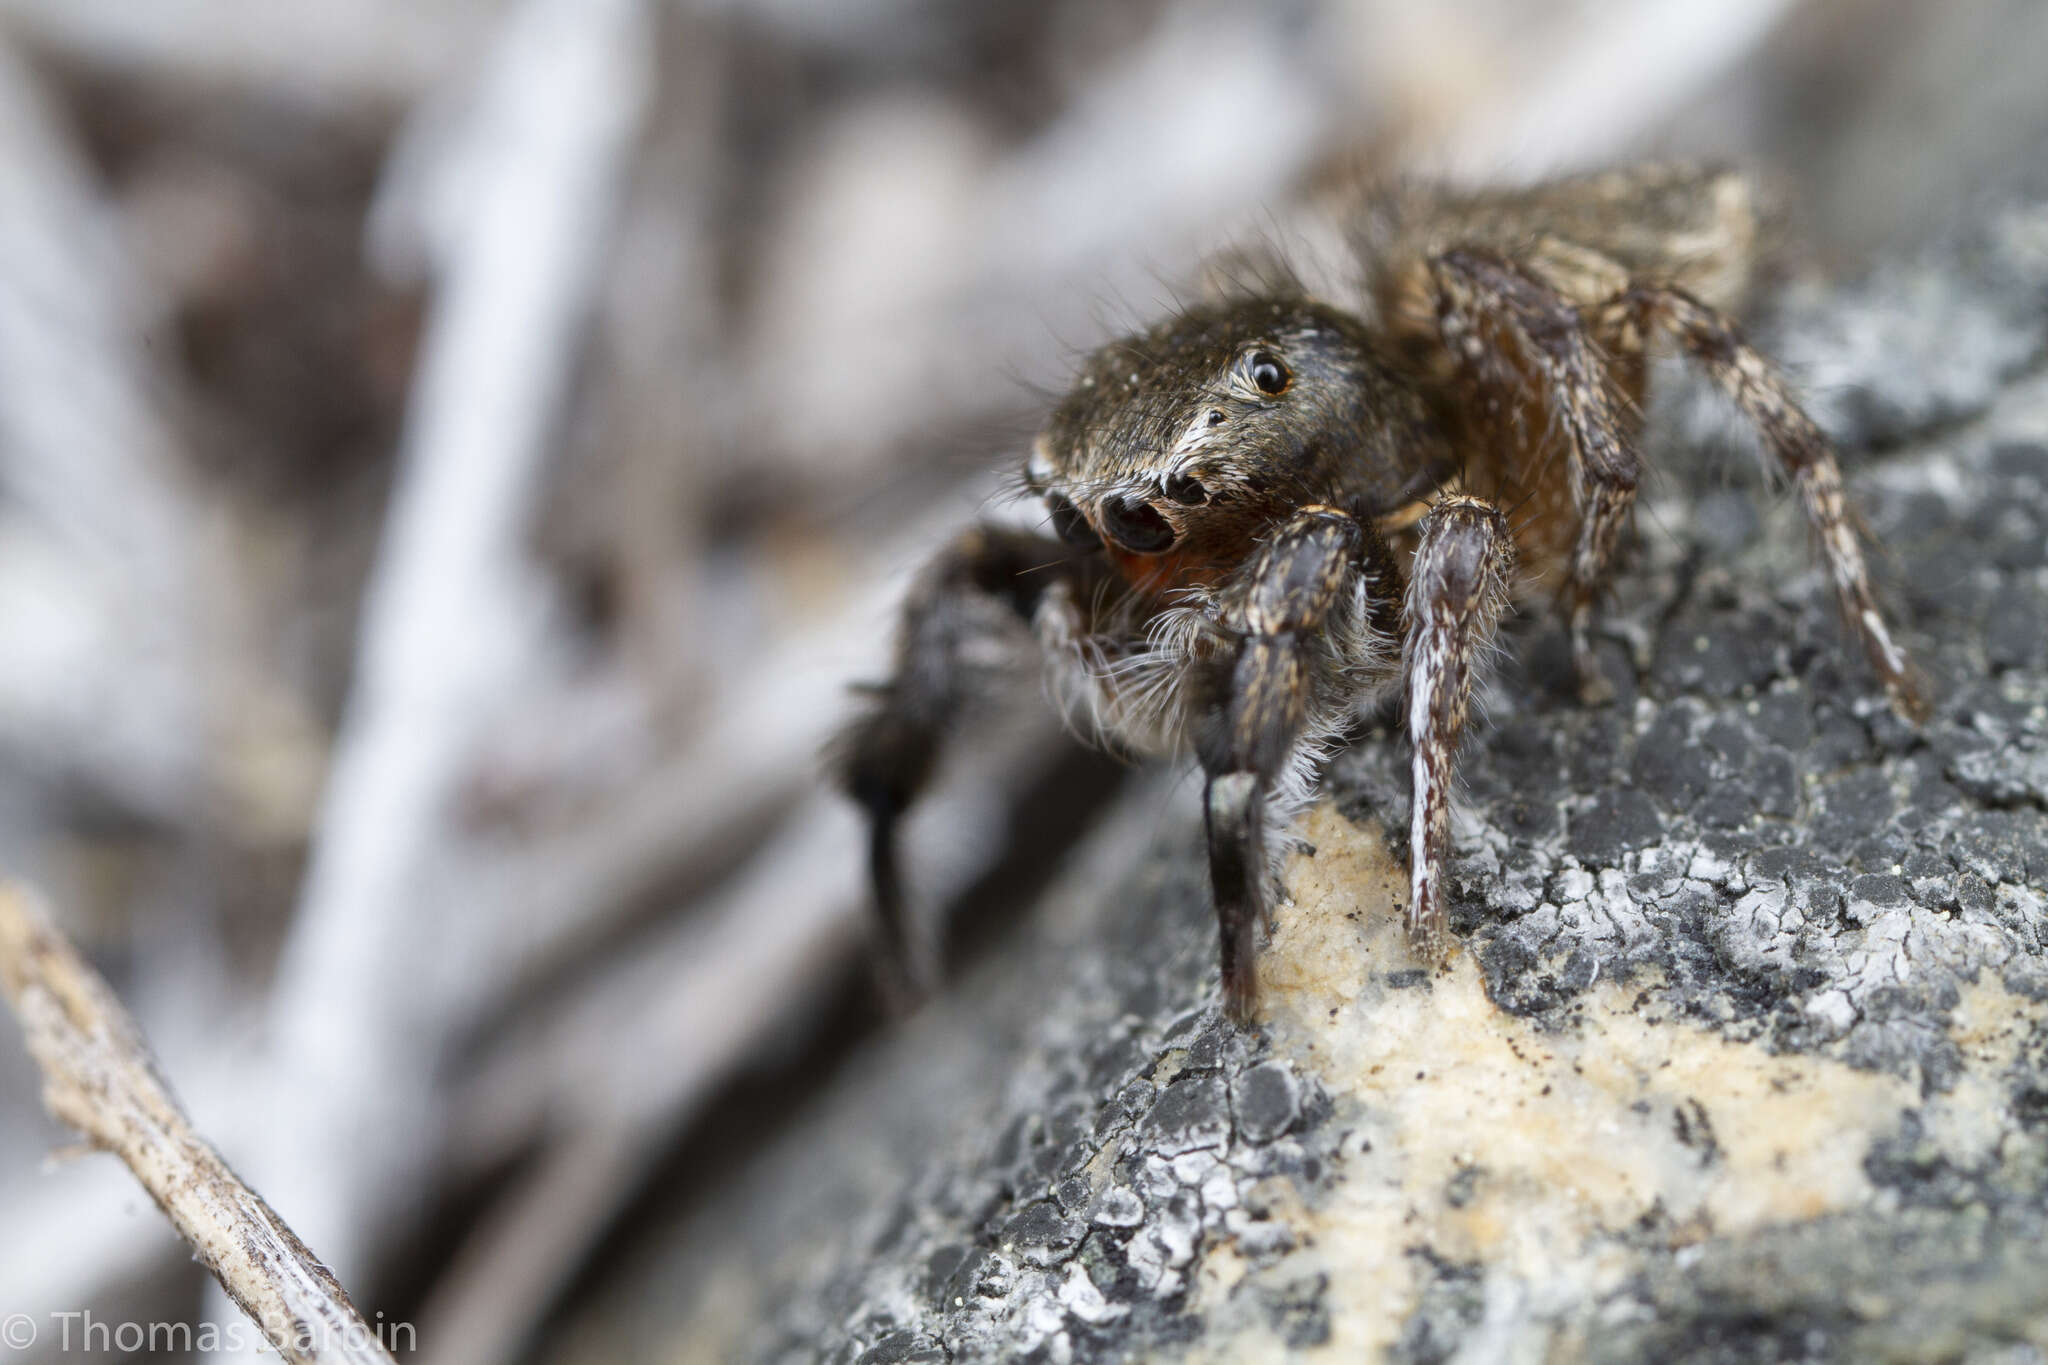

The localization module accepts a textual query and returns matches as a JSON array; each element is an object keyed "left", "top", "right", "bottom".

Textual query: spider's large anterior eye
[
  {"left": 1249, "top": 349, "right": 1290, "bottom": 395},
  {"left": 1045, "top": 492, "right": 1097, "bottom": 548}
]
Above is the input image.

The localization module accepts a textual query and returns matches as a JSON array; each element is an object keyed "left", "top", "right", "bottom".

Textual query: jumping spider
[{"left": 838, "top": 164, "right": 1926, "bottom": 1023}]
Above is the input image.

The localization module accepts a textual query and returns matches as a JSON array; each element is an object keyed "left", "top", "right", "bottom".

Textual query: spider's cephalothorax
[
  {"left": 838, "top": 164, "right": 1926, "bottom": 1023},
  {"left": 1028, "top": 299, "right": 1444, "bottom": 593}
]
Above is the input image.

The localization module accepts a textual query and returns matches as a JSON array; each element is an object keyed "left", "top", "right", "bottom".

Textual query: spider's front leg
[
  {"left": 835, "top": 524, "right": 1104, "bottom": 1006},
  {"left": 1194, "top": 506, "right": 1404, "bottom": 1023},
  {"left": 1403, "top": 495, "right": 1516, "bottom": 952}
]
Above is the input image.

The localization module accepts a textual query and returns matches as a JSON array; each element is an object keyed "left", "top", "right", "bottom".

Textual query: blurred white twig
[
  {"left": 0, "top": 884, "right": 397, "bottom": 1365},
  {"left": 237, "top": 0, "right": 654, "bottom": 1304}
]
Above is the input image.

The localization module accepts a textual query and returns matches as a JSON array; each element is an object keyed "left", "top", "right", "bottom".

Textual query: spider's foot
[
  {"left": 1856, "top": 610, "right": 1931, "bottom": 726},
  {"left": 1882, "top": 666, "right": 1932, "bottom": 729},
  {"left": 1221, "top": 956, "right": 1260, "bottom": 1026},
  {"left": 1575, "top": 664, "right": 1617, "bottom": 707},
  {"left": 1565, "top": 604, "right": 1621, "bottom": 706},
  {"left": 1403, "top": 914, "right": 1452, "bottom": 965},
  {"left": 1570, "top": 635, "right": 1617, "bottom": 706}
]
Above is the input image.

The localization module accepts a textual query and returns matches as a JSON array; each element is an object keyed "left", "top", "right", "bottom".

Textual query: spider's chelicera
[{"left": 838, "top": 164, "right": 1926, "bottom": 1023}]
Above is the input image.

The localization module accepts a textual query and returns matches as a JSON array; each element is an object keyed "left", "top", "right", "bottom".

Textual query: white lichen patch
[{"left": 1183, "top": 802, "right": 2047, "bottom": 1363}]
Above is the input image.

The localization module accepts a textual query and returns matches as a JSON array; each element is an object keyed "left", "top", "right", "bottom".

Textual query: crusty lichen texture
[
  {"left": 566, "top": 201, "right": 2048, "bottom": 1365},
  {"left": 1207, "top": 805, "right": 2043, "bottom": 1362}
]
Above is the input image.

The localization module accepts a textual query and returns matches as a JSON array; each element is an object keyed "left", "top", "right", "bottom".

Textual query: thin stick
[{"left": 0, "top": 884, "right": 399, "bottom": 1365}]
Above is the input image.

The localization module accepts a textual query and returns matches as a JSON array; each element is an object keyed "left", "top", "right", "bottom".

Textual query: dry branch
[{"left": 0, "top": 883, "right": 397, "bottom": 1365}]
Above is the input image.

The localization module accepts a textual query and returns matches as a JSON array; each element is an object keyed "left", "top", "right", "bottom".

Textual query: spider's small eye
[
  {"left": 1162, "top": 472, "right": 1208, "bottom": 506},
  {"left": 1248, "top": 350, "right": 1291, "bottom": 395},
  {"left": 1045, "top": 492, "right": 1097, "bottom": 548}
]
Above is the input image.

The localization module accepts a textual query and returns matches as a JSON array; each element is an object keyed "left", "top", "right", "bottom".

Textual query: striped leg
[
  {"left": 1617, "top": 286, "right": 1926, "bottom": 722},
  {"left": 1403, "top": 496, "right": 1516, "bottom": 951}
]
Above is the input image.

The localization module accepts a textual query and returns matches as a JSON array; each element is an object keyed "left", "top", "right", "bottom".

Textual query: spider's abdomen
[{"left": 1362, "top": 163, "right": 1767, "bottom": 319}]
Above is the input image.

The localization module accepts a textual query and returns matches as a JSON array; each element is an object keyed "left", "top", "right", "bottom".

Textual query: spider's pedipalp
[{"left": 835, "top": 525, "right": 1115, "bottom": 1006}]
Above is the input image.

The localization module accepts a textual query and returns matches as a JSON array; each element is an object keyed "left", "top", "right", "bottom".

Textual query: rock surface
[{"left": 560, "top": 201, "right": 2048, "bottom": 1364}]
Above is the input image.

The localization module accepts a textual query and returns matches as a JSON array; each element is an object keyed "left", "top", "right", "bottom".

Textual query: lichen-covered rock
[{"left": 560, "top": 204, "right": 2048, "bottom": 1364}]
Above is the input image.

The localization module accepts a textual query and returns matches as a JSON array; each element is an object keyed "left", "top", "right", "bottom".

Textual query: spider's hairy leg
[
  {"left": 1404, "top": 495, "right": 1516, "bottom": 953},
  {"left": 834, "top": 524, "right": 1099, "bottom": 1008},
  {"left": 1430, "top": 247, "right": 1640, "bottom": 704},
  {"left": 1616, "top": 285, "right": 1928, "bottom": 723},
  {"left": 1195, "top": 506, "right": 1398, "bottom": 1023}
]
